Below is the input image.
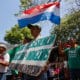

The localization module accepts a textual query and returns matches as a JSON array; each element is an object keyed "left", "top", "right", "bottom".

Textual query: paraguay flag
[{"left": 18, "top": 1, "right": 60, "bottom": 28}]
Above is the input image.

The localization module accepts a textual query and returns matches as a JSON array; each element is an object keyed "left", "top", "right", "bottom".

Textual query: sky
[
  {"left": 0, "top": 0, "right": 73, "bottom": 43},
  {"left": 0, "top": 0, "right": 19, "bottom": 42}
]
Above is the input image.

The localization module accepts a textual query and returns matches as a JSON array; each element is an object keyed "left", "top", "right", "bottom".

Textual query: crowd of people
[
  {"left": 0, "top": 38, "right": 80, "bottom": 80},
  {"left": 59, "top": 38, "right": 80, "bottom": 80}
]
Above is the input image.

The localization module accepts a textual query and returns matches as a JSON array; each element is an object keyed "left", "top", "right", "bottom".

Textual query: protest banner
[{"left": 9, "top": 35, "right": 56, "bottom": 76}]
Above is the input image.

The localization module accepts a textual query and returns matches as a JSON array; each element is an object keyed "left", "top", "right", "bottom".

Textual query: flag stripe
[
  {"left": 18, "top": 12, "right": 60, "bottom": 27},
  {"left": 19, "top": 5, "right": 59, "bottom": 19},
  {"left": 23, "top": 2, "right": 60, "bottom": 15}
]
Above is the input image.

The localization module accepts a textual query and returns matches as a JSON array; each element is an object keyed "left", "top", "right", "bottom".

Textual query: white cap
[{"left": 0, "top": 44, "right": 7, "bottom": 49}]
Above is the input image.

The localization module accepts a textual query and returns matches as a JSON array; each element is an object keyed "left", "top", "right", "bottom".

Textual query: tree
[
  {"left": 4, "top": 25, "right": 34, "bottom": 44},
  {"left": 51, "top": 11, "right": 80, "bottom": 43},
  {"left": 20, "top": 0, "right": 32, "bottom": 10}
]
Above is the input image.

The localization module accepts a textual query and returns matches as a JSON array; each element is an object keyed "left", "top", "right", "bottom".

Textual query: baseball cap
[{"left": 0, "top": 44, "right": 7, "bottom": 49}]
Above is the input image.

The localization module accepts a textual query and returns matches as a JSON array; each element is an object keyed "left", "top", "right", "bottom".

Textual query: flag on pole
[{"left": 18, "top": 1, "right": 60, "bottom": 28}]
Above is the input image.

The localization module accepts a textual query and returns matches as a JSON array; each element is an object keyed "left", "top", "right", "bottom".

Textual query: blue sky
[
  {"left": 0, "top": 0, "right": 19, "bottom": 42},
  {"left": 0, "top": 0, "right": 73, "bottom": 43}
]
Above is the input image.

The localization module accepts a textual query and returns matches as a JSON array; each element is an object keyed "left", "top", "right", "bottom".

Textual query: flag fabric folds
[{"left": 18, "top": 1, "right": 60, "bottom": 28}]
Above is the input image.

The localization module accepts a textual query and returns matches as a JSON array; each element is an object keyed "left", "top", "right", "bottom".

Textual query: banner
[{"left": 9, "top": 35, "right": 56, "bottom": 76}]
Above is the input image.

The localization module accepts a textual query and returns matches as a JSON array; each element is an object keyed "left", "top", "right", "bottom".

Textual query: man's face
[
  {"left": 0, "top": 47, "right": 6, "bottom": 54},
  {"left": 69, "top": 39, "right": 76, "bottom": 47}
]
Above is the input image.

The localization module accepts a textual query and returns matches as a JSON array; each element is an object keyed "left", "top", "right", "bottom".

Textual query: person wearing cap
[
  {"left": 0, "top": 44, "right": 10, "bottom": 80},
  {"left": 59, "top": 39, "right": 80, "bottom": 80}
]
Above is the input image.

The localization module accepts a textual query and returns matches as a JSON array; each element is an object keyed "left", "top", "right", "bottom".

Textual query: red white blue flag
[{"left": 18, "top": 1, "right": 60, "bottom": 28}]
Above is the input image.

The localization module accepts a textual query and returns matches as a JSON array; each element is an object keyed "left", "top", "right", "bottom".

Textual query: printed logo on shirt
[{"left": 68, "top": 50, "right": 77, "bottom": 58}]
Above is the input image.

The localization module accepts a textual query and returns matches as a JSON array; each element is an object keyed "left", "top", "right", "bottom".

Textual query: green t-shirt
[
  {"left": 65, "top": 46, "right": 80, "bottom": 69},
  {"left": 8, "top": 45, "right": 24, "bottom": 62},
  {"left": 7, "top": 45, "right": 23, "bottom": 75}
]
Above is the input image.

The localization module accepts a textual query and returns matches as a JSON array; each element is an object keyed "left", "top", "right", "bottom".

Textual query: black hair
[{"left": 27, "top": 24, "right": 41, "bottom": 31}]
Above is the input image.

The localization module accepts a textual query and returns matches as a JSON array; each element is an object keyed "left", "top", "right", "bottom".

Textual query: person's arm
[
  {"left": 0, "top": 53, "right": 10, "bottom": 66},
  {"left": 0, "top": 60, "right": 9, "bottom": 66},
  {"left": 58, "top": 41, "right": 69, "bottom": 56},
  {"left": 58, "top": 41, "right": 64, "bottom": 56}
]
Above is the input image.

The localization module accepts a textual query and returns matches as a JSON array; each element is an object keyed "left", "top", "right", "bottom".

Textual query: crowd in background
[{"left": 0, "top": 37, "right": 80, "bottom": 80}]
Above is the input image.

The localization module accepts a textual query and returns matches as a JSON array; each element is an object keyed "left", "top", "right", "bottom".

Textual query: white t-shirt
[
  {"left": 64, "top": 60, "right": 68, "bottom": 68},
  {"left": 0, "top": 53, "right": 10, "bottom": 73}
]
